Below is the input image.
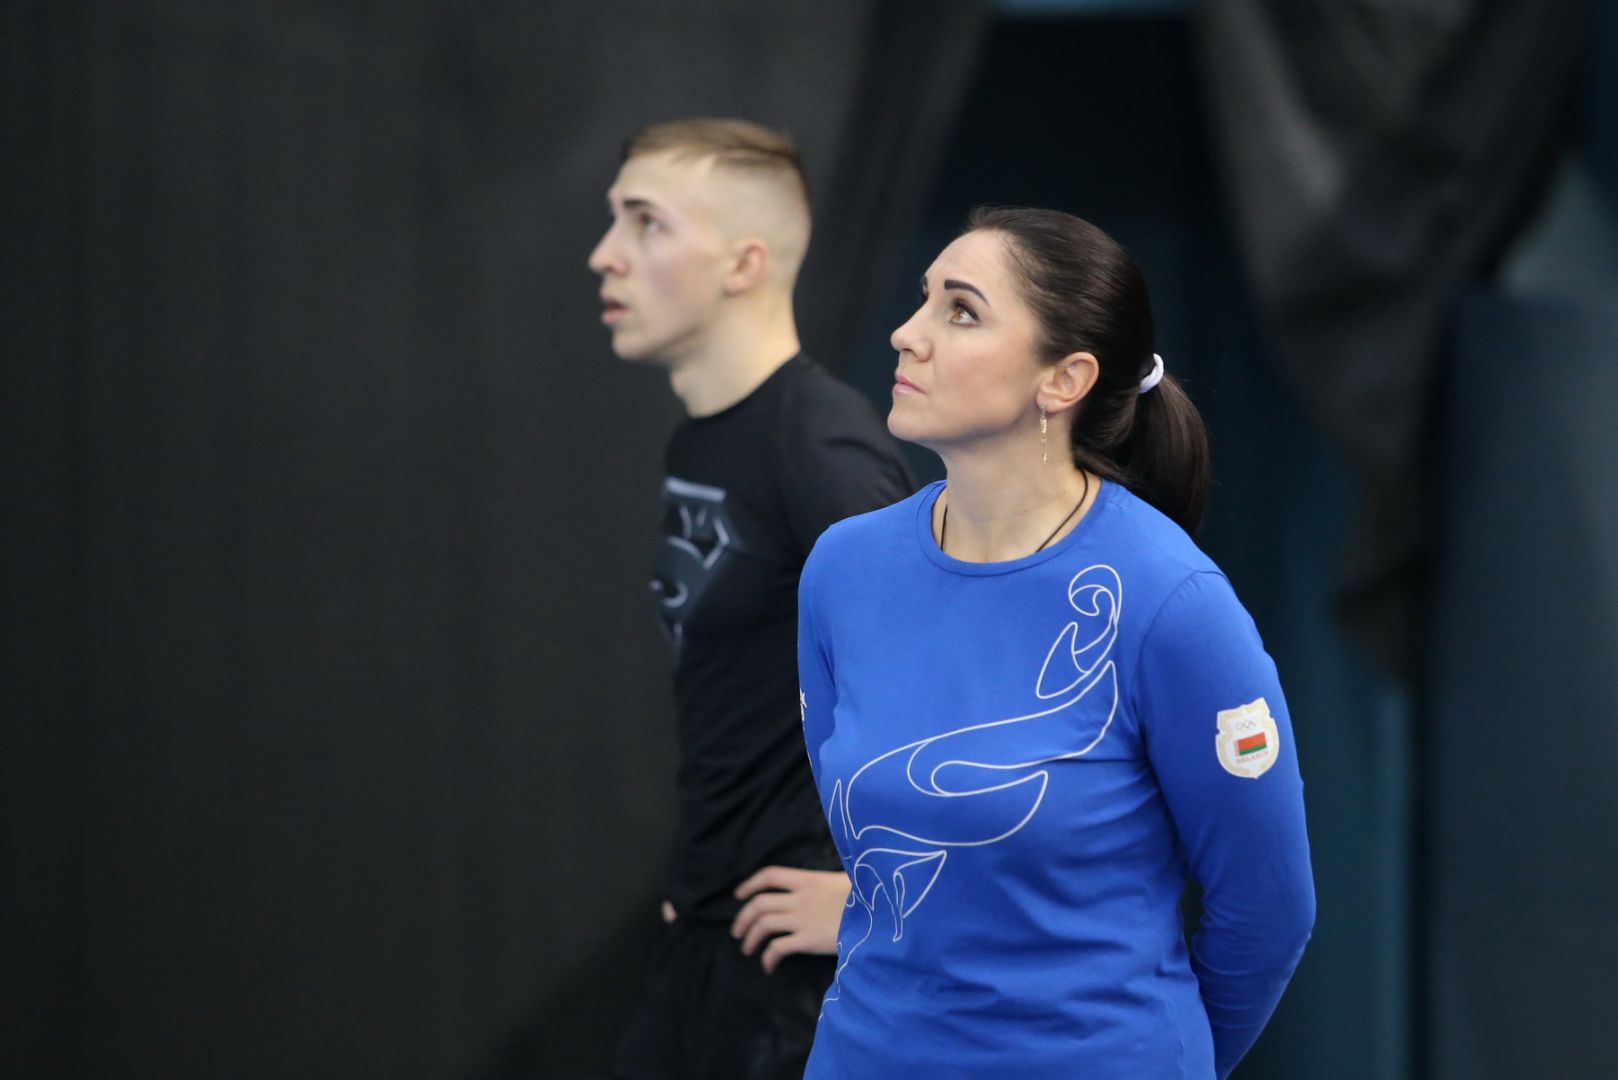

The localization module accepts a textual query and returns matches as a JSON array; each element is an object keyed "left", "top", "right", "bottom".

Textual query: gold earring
[{"left": 1039, "top": 405, "right": 1048, "bottom": 465}]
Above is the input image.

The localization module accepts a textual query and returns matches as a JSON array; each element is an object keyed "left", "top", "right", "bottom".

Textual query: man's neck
[{"left": 667, "top": 317, "right": 802, "bottom": 418}]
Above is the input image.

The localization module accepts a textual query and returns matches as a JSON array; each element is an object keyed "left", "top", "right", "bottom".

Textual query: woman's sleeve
[
  {"left": 797, "top": 545, "right": 837, "bottom": 795},
  {"left": 1136, "top": 571, "right": 1315, "bottom": 1079}
]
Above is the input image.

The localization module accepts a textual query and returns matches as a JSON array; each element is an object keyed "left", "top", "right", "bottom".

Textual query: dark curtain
[
  {"left": 0, "top": 3, "right": 985, "bottom": 1077},
  {"left": 1428, "top": 292, "right": 1618, "bottom": 1079},
  {"left": 798, "top": 1, "right": 988, "bottom": 371},
  {"left": 1191, "top": 0, "right": 1586, "bottom": 678},
  {"left": 1423, "top": 6, "right": 1618, "bottom": 1074}
]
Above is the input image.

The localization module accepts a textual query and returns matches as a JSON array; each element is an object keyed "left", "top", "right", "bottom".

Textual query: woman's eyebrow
[{"left": 943, "top": 278, "right": 990, "bottom": 306}]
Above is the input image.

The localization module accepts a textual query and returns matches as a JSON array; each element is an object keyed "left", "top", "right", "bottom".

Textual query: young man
[{"left": 588, "top": 118, "right": 912, "bottom": 1079}]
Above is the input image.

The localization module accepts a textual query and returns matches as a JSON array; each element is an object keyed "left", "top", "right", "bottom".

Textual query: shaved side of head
[{"left": 624, "top": 118, "right": 812, "bottom": 292}]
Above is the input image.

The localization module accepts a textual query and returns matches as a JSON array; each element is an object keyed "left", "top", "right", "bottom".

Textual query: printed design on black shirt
[
  {"left": 650, "top": 476, "right": 733, "bottom": 648},
  {"left": 820, "top": 564, "right": 1123, "bottom": 1008}
]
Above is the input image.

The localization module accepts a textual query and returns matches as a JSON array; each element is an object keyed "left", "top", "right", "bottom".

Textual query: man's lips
[{"left": 600, "top": 297, "right": 627, "bottom": 325}]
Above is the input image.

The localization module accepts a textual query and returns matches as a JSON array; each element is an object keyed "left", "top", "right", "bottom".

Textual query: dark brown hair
[{"left": 966, "top": 206, "right": 1210, "bottom": 534}]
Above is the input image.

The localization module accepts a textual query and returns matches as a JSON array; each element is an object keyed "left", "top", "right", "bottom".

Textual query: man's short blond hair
[
  {"left": 624, "top": 118, "right": 813, "bottom": 286},
  {"left": 623, "top": 117, "right": 811, "bottom": 213}
]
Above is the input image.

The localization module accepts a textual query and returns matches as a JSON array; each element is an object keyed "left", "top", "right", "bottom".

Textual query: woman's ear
[{"left": 1038, "top": 351, "right": 1100, "bottom": 415}]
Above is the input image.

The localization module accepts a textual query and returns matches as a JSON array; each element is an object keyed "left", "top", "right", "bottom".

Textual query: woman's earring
[{"left": 1039, "top": 405, "right": 1048, "bottom": 465}]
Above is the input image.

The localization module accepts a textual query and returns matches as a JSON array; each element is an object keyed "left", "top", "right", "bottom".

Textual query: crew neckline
[
  {"left": 686, "top": 353, "right": 804, "bottom": 424},
  {"left": 914, "top": 478, "right": 1113, "bottom": 576}
]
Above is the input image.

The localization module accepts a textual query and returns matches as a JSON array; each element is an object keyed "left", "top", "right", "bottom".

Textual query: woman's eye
[{"left": 948, "top": 300, "right": 977, "bottom": 324}]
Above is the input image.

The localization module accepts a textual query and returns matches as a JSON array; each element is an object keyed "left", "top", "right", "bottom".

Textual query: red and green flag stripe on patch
[{"left": 1236, "top": 733, "right": 1268, "bottom": 756}]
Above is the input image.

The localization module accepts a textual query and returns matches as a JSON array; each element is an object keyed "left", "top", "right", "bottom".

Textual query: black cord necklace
[{"left": 938, "top": 471, "right": 1091, "bottom": 558}]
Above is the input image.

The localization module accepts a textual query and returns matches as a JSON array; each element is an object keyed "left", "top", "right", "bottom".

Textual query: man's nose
[{"left": 588, "top": 229, "right": 619, "bottom": 275}]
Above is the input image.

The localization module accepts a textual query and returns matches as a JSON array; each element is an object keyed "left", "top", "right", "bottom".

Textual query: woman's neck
[{"left": 935, "top": 450, "right": 1096, "bottom": 563}]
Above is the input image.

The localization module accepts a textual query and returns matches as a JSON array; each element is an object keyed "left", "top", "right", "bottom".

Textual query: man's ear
[
  {"left": 1038, "top": 351, "right": 1100, "bottom": 415},
  {"left": 722, "top": 238, "right": 770, "bottom": 295}
]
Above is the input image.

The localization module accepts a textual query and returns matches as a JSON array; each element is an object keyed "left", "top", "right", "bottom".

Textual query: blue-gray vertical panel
[{"left": 1429, "top": 294, "right": 1618, "bottom": 1079}]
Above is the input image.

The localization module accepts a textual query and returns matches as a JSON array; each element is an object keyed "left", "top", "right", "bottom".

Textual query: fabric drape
[
  {"left": 0, "top": 3, "right": 987, "bottom": 1076},
  {"left": 1192, "top": 0, "right": 1586, "bottom": 678}
]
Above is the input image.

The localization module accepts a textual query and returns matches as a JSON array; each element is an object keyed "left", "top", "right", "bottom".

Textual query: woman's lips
[{"left": 893, "top": 374, "right": 923, "bottom": 395}]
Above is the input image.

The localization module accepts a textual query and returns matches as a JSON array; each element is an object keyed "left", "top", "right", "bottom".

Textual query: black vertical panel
[
  {"left": 1428, "top": 293, "right": 1618, "bottom": 1079},
  {"left": 0, "top": 2, "right": 985, "bottom": 1077},
  {"left": 2, "top": 3, "right": 94, "bottom": 1074}
]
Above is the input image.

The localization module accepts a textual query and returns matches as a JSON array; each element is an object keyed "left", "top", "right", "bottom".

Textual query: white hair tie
[{"left": 1138, "top": 353, "right": 1165, "bottom": 394}]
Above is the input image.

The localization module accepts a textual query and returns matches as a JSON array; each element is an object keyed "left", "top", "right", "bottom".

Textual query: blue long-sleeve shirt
[{"left": 798, "top": 481, "right": 1314, "bottom": 1079}]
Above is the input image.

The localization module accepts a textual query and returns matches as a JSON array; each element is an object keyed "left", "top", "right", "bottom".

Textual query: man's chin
[
  {"left": 607, "top": 339, "right": 647, "bottom": 363},
  {"left": 607, "top": 333, "right": 668, "bottom": 366}
]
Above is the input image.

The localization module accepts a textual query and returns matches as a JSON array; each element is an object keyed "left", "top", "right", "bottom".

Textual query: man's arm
[
  {"left": 733, "top": 539, "right": 852, "bottom": 973},
  {"left": 781, "top": 381, "right": 913, "bottom": 553}
]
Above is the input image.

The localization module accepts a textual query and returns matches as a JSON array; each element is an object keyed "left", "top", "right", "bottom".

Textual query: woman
[{"left": 793, "top": 208, "right": 1314, "bottom": 1078}]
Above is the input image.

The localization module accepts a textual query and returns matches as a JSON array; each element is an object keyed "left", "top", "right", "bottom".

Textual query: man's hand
[
  {"left": 731, "top": 866, "right": 850, "bottom": 974},
  {"left": 660, "top": 900, "right": 676, "bottom": 924}
]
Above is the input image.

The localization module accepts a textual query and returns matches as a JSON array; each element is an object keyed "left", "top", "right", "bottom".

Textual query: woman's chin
[{"left": 886, "top": 410, "right": 925, "bottom": 446}]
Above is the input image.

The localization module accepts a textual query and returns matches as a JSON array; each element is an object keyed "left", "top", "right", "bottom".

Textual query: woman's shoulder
[{"left": 1088, "top": 483, "right": 1224, "bottom": 591}]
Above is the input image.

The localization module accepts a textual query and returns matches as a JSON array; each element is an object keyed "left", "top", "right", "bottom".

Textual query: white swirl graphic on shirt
[{"left": 821, "top": 565, "right": 1122, "bottom": 1007}]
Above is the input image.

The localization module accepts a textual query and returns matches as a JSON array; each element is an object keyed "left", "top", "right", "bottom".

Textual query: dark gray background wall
[
  {"left": 5, "top": 2, "right": 1615, "bottom": 1079},
  {"left": 2, "top": 3, "right": 981, "bottom": 1076}
]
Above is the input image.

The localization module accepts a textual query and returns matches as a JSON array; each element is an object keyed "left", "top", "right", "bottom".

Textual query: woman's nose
[{"left": 890, "top": 308, "right": 928, "bottom": 359}]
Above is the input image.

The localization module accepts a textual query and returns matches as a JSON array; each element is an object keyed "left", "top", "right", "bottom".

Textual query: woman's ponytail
[
  {"left": 1120, "top": 372, "right": 1209, "bottom": 534},
  {"left": 965, "top": 206, "right": 1211, "bottom": 535}
]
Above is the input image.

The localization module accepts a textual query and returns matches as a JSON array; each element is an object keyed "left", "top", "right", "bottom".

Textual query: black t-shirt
[{"left": 651, "top": 354, "right": 913, "bottom": 922}]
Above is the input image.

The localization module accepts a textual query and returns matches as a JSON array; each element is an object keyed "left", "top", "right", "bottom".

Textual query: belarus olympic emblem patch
[{"left": 1215, "top": 697, "right": 1280, "bottom": 779}]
